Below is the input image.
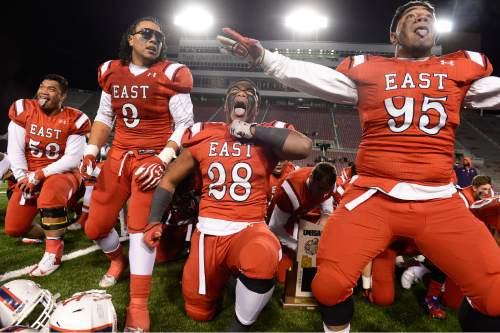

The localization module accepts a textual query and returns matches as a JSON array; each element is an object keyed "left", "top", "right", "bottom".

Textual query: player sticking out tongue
[{"left": 224, "top": 79, "right": 260, "bottom": 123}]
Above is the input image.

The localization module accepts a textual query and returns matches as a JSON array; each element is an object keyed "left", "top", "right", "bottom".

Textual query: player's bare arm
[{"left": 144, "top": 149, "right": 197, "bottom": 248}]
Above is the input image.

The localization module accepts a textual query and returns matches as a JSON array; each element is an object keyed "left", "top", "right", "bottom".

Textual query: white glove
[{"left": 230, "top": 120, "right": 255, "bottom": 139}]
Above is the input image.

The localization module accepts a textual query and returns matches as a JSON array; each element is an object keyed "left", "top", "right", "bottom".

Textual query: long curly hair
[{"left": 118, "top": 16, "right": 167, "bottom": 65}]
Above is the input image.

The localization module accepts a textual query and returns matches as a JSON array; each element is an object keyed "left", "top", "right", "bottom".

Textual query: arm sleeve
[
  {"left": 261, "top": 49, "right": 358, "bottom": 105},
  {"left": 268, "top": 205, "right": 297, "bottom": 251},
  {"left": 464, "top": 76, "right": 500, "bottom": 110},
  {"left": 42, "top": 134, "right": 86, "bottom": 177},
  {"left": 94, "top": 91, "right": 114, "bottom": 128},
  {"left": 7, "top": 121, "right": 28, "bottom": 180},
  {"left": 168, "top": 93, "right": 194, "bottom": 146},
  {"left": 320, "top": 196, "right": 334, "bottom": 215}
]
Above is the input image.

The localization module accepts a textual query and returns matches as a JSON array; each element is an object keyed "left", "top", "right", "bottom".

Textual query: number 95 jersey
[
  {"left": 8, "top": 99, "right": 90, "bottom": 171},
  {"left": 336, "top": 51, "right": 492, "bottom": 186},
  {"left": 182, "top": 122, "right": 279, "bottom": 223}
]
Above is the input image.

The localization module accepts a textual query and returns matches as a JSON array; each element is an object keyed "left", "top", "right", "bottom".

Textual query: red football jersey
[
  {"left": 98, "top": 60, "right": 193, "bottom": 151},
  {"left": 8, "top": 99, "right": 91, "bottom": 171},
  {"left": 272, "top": 167, "right": 335, "bottom": 217},
  {"left": 336, "top": 51, "right": 492, "bottom": 187},
  {"left": 183, "top": 122, "right": 279, "bottom": 222}
]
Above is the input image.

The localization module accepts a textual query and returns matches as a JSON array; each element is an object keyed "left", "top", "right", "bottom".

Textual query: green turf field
[{"left": 0, "top": 185, "right": 461, "bottom": 331}]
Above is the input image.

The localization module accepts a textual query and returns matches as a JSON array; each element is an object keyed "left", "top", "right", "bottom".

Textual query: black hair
[
  {"left": 118, "top": 16, "right": 167, "bottom": 65},
  {"left": 390, "top": 1, "right": 435, "bottom": 33},
  {"left": 312, "top": 162, "right": 337, "bottom": 187},
  {"left": 43, "top": 74, "right": 69, "bottom": 94},
  {"left": 226, "top": 79, "right": 260, "bottom": 100}
]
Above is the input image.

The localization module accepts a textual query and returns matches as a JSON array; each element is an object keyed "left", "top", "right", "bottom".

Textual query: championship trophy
[{"left": 282, "top": 219, "right": 322, "bottom": 308}]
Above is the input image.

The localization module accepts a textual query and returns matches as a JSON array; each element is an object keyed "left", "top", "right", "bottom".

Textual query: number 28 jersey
[
  {"left": 8, "top": 99, "right": 91, "bottom": 171},
  {"left": 337, "top": 51, "right": 492, "bottom": 186},
  {"left": 183, "top": 122, "right": 279, "bottom": 223},
  {"left": 98, "top": 59, "right": 193, "bottom": 152}
]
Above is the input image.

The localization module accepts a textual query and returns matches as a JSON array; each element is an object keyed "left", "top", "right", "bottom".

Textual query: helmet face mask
[{"left": 0, "top": 280, "right": 56, "bottom": 331}]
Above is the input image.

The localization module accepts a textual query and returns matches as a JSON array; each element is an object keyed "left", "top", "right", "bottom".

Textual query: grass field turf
[{"left": 0, "top": 187, "right": 461, "bottom": 331}]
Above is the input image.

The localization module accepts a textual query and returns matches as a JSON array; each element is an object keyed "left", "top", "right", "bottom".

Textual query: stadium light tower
[
  {"left": 436, "top": 18, "right": 453, "bottom": 33},
  {"left": 174, "top": 5, "right": 214, "bottom": 34},
  {"left": 285, "top": 7, "right": 328, "bottom": 40}
]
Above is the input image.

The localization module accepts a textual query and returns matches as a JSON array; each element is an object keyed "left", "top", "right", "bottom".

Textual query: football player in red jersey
[
  {"left": 267, "top": 160, "right": 298, "bottom": 204},
  {"left": 5, "top": 74, "right": 90, "bottom": 276},
  {"left": 219, "top": 1, "right": 500, "bottom": 331},
  {"left": 79, "top": 17, "right": 194, "bottom": 332},
  {"left": 144, "top": 79, "right": 312, "bottom": 331},
  {"left": 268, "top": 163, "right": 337, "bottom": 284}
]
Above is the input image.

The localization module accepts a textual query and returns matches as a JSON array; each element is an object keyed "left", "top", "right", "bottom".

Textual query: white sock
[
  {"left": 235, "top": 278, "right": 274, "bottom": 326},
  {"left": 95, "top": 228, "right": 120, "bottom": 253},
  {"left": 129, "top": 233, "right": 156, "bottom": 275},
  {"left": 323, "top": 322, "right": 350, "bottom": 333},
  {"left": 361, "top": 275, "right": 372, "bottom": 289}
]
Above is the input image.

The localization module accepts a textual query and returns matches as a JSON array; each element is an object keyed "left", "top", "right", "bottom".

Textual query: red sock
[
  {"left": 45, "top": 238, "right": 64, "bottom": 257},
  {"left": 127, "top": 275, "right": 152, "bottom": 330},
  {"left": 426, "top": 279, "right": 443, "bottom": 299},
  {"left": 104, "top": 244, "right": 126, "bottom": 278}
]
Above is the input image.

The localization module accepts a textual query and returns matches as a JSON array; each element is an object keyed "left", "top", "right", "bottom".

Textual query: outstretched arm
[
  {"left": 218, "top": 27, "right": 358, "bottom": 105},
  {"left": 230, "top": 120, "right": 312, "bottom": 160}
]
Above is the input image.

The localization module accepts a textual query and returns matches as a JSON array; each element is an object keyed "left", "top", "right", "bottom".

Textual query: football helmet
[
  {"left": 49, "top": 290, "right": 116, "bottom": 332},
  {"left": 0, "top": 279, "right": 56, "bottom": 330}
]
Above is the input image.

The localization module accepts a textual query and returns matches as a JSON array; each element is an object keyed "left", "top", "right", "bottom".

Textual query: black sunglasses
[{"left": 131, "top": 28, "right": 165, "bottom": 42}]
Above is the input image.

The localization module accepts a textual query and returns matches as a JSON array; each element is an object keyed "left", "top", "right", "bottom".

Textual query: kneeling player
[
  {"left": 145, "top": 79, "right": 312, "bottom": 330},
  {"left": 5, "top": 74, "right": 90, "bottom": 276}
]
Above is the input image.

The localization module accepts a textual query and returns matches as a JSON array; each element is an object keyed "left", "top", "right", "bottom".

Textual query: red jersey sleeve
[
  {"left": 8, "top": 99, "right": 31, "bottom": 127},
  {"left": 448, "top": 51, "right": 493, "bottom": 84},
  {"left": 182, "top": 122, "right": 212, "bottom": 162},
  {"left": 273, "top": 184, "right": 295, "bottom": 213},
  {"left": 97, "top": 60, "right": 117, "bottom": 94},
  {"left": 171, "top": 66, "right": 193, "bottom": 93},
  {"left": 68, "top": 109, "right": 92, "bottom": 136}
]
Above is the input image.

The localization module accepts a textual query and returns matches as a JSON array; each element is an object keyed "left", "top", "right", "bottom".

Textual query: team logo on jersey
[
  {"left": 440, "top": 60, "right": 454, "bottom": 66},
  {"left": 147, "top": 72, "right": 158, "bottom": 78}
]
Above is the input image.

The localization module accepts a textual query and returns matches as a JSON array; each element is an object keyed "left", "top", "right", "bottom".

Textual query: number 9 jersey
[
  {"left": 8, "top": 99, "right": 90, "bottom": 171},
  {"left": 182, "top": 122, "right": 280, "bottom": 223},
  {"left": 97, "top": 59, "right": 193, "bottom": 152},
  {"left": 336, "top": 51, "right": 492, "bottom": 187}
]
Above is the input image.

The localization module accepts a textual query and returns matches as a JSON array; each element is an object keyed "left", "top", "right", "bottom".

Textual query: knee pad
[
  {"left": 459, "top": 298, "right": 500, "bottom": 332},
  {"left": 239, "top": 237, "right": 279, "bottom": 279},
  {"left": 312, "top": 261, "right": 355, "bottom": 306},
  {"left": 238, "top": 273, "right": 274, "bottom": 294},
  {"left": 319, "top": 296, "right": 354, "bottom": 326},
  {"left": 40, "top": 207, "right": 70, "bottom": 231}
]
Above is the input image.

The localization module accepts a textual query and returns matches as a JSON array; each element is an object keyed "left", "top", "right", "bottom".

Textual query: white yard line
[{"left": 0, "top": 236, "right": 129, "bottom": 282}]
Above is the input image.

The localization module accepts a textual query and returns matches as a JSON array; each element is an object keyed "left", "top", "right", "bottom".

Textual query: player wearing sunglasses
[{"left": 80, "top": 16, "right": 194, "bottom": 332}]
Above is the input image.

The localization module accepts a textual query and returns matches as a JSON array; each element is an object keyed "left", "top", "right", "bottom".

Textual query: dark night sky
[{"left": 1, "top": 0, "right": 499, "bottom": 130}]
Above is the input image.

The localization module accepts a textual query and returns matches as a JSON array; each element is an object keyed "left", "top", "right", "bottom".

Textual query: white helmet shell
[
  {"left": 48, "top": 290, "right": 116, "bottom": 332},
  {"left": 0, "top": 279, "right": 56, "bottom": 330}
]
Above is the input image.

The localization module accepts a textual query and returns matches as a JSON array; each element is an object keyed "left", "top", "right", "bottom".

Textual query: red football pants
[
  {"left": 312, "top": 185, "right": 500, "bottom": 316},
  {"left": 182, "top": 223, "right": 280, "bottom": 321},
  {"left": 85, "top": 149, "right": 159, "bottom": 239},
  {"left": 5, "top": 172, "right": 80, "bottom": 237}
]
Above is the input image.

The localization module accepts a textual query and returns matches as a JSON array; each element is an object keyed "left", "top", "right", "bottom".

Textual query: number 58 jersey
[
  {"left": 8, "top": 99, "right": 91, "bottom": 171},
  {"left": 182, "top": 122, "right": 279, "bottom": 223},
  {"left": 337, "top": 51, "right": 492, "bottom": 186}
]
